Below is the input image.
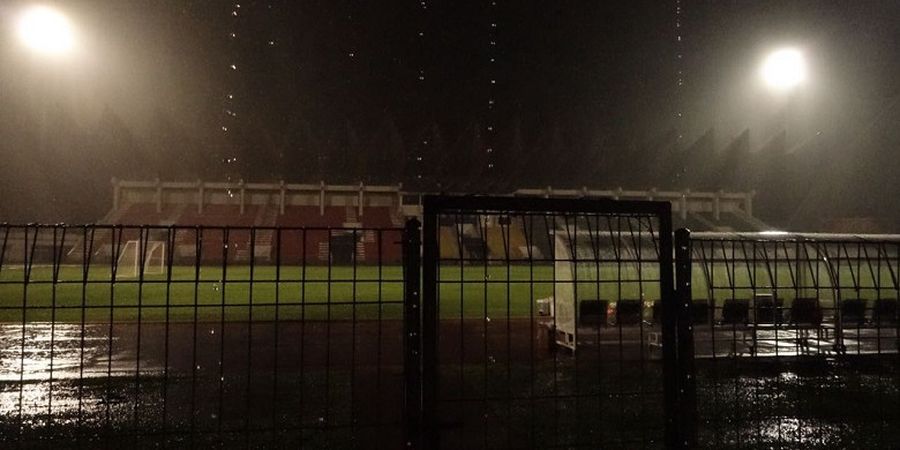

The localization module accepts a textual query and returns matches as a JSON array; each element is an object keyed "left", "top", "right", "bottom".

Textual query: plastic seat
[
  {"left": 753, "top": 294, "right": 784, "bottom": 325},
  {"left": 692, "top": 301, "right": 712, "bottom": 326},
  {"left": 872, "top": 299, "right": 898, "bottom": 325},
  {"left": 579, "top": 300, "right": 608, "bottom": 326},
  {"left": 721, "top": 299, "right": 749, "bottom": 325},
  {"left": 790, "top": 297, "right": 823, "bottom": 327},
  {"left": 616, "top": 299, "right": 642, "bottom": 325},
  {"left": 840, "top": 299, "right": 867, "bottom": 326}
]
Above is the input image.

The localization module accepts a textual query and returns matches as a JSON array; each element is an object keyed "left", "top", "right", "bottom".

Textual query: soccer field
[
  {"left": 0, "top": 261, "right": 889, "bottom": 322},
  {"left": 0, "top": 264, "right": 666, "bottom": 322}
]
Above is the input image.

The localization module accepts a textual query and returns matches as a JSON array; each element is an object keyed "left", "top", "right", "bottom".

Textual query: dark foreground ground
[{"left": 0, "top": 321, "right": 897, "bottom": 448}]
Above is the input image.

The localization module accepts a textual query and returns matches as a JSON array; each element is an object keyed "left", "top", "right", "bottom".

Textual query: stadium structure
[
  {"left": 90, "top": 179, "right": 763, "bottom": 263},
  {"left": 0, "top": 178, "right": 765, "bottom": 274}
]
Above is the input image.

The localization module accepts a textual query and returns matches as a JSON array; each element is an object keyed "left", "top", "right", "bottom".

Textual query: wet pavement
[
  {"left": 0, "top": 321, "right": 897, "bottom": 448},
  {"left": 0, "top": 321, "right": 406, "bottom": 448}
]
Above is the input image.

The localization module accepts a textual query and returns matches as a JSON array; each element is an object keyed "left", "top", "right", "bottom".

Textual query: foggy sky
[{"left": 0, "top": 0, "right": 898, "bottom": 228}]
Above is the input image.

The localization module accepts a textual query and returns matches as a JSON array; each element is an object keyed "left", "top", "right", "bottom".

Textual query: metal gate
[{"left": 416, "top": 195, "right": 685, "bottom": 449}]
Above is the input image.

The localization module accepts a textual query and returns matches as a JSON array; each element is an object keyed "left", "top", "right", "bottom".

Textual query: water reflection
[
  {"left": 0, "top": 322, "right": 896, "bottom": 447},
  {"left": 0, "top": 323, "right": 163, "bottom": 420}
]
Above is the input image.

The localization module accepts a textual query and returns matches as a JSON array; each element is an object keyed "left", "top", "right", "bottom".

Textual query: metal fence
[
  {"left": 0, "top": 224, "right": 411, "bottom": 448},
  {"left": 683, "top": 231, "right": 900, "bottom": 448},
  {"left": 419, "top": 196, "right": 679, "bottom": 449},
  {"left": 2, "top": 207, "right": 899, "bottom": 449}
]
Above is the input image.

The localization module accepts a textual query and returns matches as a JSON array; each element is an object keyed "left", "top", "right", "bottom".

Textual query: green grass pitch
[{"left": 0, "top": 263, "right": 892, "bottom": 322}]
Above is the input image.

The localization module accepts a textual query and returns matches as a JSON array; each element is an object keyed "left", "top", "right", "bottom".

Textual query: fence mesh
[
  {"left": 0, "top": 224, "right": 408, "bottom": 447},
  {"left": 2, "top": 220, "right": 899, "bottom": 449},
  {"left": 686, "top": 232, "right": 900, "bottom": 448},
  {"left": 421, "top": 197, "right": 675, "bottom": 449}
]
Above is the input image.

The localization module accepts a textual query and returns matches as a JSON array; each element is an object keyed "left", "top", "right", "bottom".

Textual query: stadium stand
[
  {"left": 275, "top": 205, "right": 328, "bottom": 227},
  {"left": 505, "top": 224, "right": 529, "bottom": 259},
  {"left": 99, "top": 180, "right": 768, "bottom": 265},
  {"left": 439, "top": 227, "right": 461, "bottom": 260},
  {"left": 485, "top": 225, "right": 507, "bottom": 260},
  {"left": 111, "top": 203, "right": 187, "bottom": 225},
  {"left": 359, "top": 206, "right": 399, "bottom": 228},
  {"left": 179, "top": 205, "right": 258, "bottom": 226}
]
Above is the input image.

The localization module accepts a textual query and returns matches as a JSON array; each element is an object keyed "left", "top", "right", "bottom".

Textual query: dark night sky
[{"left": 0, "top": 0, "right": 898, "bottom": 228}]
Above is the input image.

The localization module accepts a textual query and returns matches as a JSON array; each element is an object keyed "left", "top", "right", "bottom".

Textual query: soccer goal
[{"left": 116, "top": 240, "right": 167, "bottom": 278}]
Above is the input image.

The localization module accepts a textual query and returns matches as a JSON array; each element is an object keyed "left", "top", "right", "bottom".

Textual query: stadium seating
[
  {"left": 114, "top": 203, "right": 179, "bottom": 225},
  {"left": 692, "top": 301, "right": 713, "bottom": 325},
  {"left": 484, "top": 222, "right": 529, "bottom": 260},
  {"left": 461, "top": 235, "right": 485, "bottom": 260},
  {"left": 615, "top": 299, "right": 643, "bottom": 325},
  {"left": 752, "top": 295, "right": 783, "bottom": 324},
  {"left": 789, "top": 298, "right": 823, "bottom": 327},
  {"left": 175, "top": 205, "right": 257, "bottom": 262},
  {"left": 840, "top": 299, "right": 867, "bottom": 325},
  {"left": 439, "top": 227, "right": 461, "bottom": 259},
  {"left": 720, "top": 299, "right": 750, "bottom": 325},
  {"left": 272, "top": 207, "right": 404, "bottom": 265},
  {"left": 105, "top": 201, "right": 406, "bottom": 264},
  {"left": 275, "top": 206, "right": 343, "bottom": 227},
  {"left": 872, "top": 298, "right": 898, "bottom": 325},
  {"left": 359, "top": 207, "right": 398, "bottom": 228},
  {"left": 579, "top": 300, "right": 608, "bottom": 326},
  {"left": 178, "top": 205, "right": 258, "bottom": 226},
  {"left": 485, "top": 226, "right": 506, "bottom": 260},
  {"left": 505, "top": 224, "right": 529, "bottom": 259},
  {"left": 274, "top": 207, "right": 341, "bottom": 263},
  {"left": 355, "top": 208, "right": 405, "bottom": 264}
]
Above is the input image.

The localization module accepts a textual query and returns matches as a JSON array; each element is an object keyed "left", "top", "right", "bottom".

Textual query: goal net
[{"left": 116, "top": 240, "right": 166, "bottom": 279}]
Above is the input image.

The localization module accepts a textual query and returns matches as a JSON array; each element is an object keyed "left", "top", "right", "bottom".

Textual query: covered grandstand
[{"left": 96, "top": 179, "right": 767, "bottom": 265}]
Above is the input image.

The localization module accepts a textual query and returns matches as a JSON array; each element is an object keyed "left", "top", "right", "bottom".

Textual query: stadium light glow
[
  {"left": 760, "top": 48, "right": 806, "bottom": 90},
  {"left": 16, "top": 5, "right": 75, "bottom": 56}
]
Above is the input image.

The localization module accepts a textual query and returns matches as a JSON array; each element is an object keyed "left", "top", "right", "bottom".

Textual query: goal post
[{"left": 116, "top": 240, "right": 166, "bottom": 278}]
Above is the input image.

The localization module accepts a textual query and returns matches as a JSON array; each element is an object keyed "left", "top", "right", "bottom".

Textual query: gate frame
[
  {"left": 404, "top": 218, "right": 423, "bottom": 448},
  {"left": 418, "top": 195, "right": 686, "bottom": 449}
]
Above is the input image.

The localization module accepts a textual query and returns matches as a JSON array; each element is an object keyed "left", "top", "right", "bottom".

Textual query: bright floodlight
[
  {"left": 16, "top": 5, "right": 75, "bottom": 55},
  {"left": 761, "top": 48, "right": 806, "bottom": 90}
]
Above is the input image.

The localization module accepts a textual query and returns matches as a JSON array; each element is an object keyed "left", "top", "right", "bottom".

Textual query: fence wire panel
[
  {"left": 0, "top": 224, "right": 409, "bottom": 448},
  {"left": 422, "top": 196, "right": 675, "bottom": 449},
  {"left": 686, "top": 232, "right": 900, "bottom": 449}
]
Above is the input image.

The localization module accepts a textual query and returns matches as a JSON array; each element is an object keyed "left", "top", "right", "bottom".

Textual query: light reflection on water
[
  {"left": 0, "top": 322, "right": 897, "bottom": 447},
  {"left": 697, "top": 364, "right": 900, "bottom": 448},
  {"left": 0, "top": 323, "right": 164, "bottom": 420},
  {"left": 0, "top": 323, "right": 164, "bottom": 380}
]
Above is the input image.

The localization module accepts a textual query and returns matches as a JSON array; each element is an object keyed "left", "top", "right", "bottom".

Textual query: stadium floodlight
[
  {"left": 16, "top": 5, "right": 75, "bottom": 56},
  {"left": 760, "top": 48, "right": 806, "bottom": 90}
]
